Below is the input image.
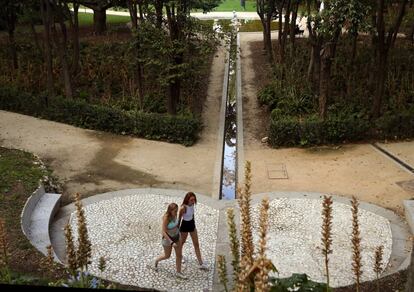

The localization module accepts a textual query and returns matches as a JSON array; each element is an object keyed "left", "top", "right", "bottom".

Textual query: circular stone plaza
[{"left": 48, "top": 188, "right": 412, "bottom": 292}]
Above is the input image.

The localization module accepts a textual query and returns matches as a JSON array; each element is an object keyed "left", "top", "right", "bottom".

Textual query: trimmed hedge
[
  {"left": 269, "top": 108, "right": 414, "bottom": 147},
  {"left": 0, "top": 87, "right": 200, "bottom": 146}
]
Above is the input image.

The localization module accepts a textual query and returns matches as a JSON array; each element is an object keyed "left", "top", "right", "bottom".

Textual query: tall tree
[
  {"left": 50, "top": 0, "right": 74, "bottom": 99},
  {"left": 163, "top": 0, "right": 221, "bottom": 115},
  {"left": 371, "top": 0, "right": 409, "bottom": 118},
  {"left": 256, "top": 0, "right": 277, "bottom": 63},
  {"left": 0, "top": 1, "right": 22, "bottom": 69},
  {"left": 40, "top": 0, "right": 55, "bottom": 99},
  {"left": 77, "top": 0, "right": 122, "bottom": 34}
]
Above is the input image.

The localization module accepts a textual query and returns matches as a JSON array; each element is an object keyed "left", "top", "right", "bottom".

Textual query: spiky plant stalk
[
  {"left": 321, "top": 195, "right": 333, "bottom": 290},
  {"left": 351, "top": 196, "right": 362, "bottom": 292},
  {"left": 43, "top": 245, "right": 56, "bottom": 275},
  {"left": 373, "top": 245, "right": 384, "bottom": 292},
  {"left": 64, "top": 223, "right": 78, "bottom": 277},
  {"left": 217, "top": 255, "right": 229, "bottom": 292},
  {"left": 0, "top": 218, "right": 11, "bottom": 283},
  {"left": 236, "top": 161, "right": 255, "bottom": 291},
  {"left": 98, "top": 256, "right": 106, "bottom": 273},
  {"left": 226, "top": 207, "right": 240, "bottom": 283},
  {"left": 255, "top": 198, "right": 270, "bottom": 292},
  {"left": 74, "top": 193, "right": 92, "bottom": 271},
  {"left": 238, "top": 161, "right": 254, "bottom": 264}
]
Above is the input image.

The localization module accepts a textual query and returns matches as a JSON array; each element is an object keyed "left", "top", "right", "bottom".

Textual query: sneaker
[
  {"left": 199, "top": 262, "right": 209, "bottom": 271},
  {"left": 175, "top": 272, "right": 188, "bottom": 280},
  {"left": 147, "top": 260, "right": 158, "bottom": 272}
]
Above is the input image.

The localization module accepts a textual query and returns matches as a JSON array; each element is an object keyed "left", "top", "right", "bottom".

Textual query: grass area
[
  {"left": 213, "top": 0, "right": 257, "bottom": 12},
  {"left": 0, "top": 147, "right": 63, "bottom": 285},
  {"left": 77, "top": 12, "right": 130, "bottom": 27},
  {"left": 239, "top": 19, "right": 279, "bottom": 32}
]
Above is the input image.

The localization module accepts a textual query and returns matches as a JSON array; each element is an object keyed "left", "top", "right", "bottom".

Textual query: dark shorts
[
  {"left": 162, "top": 233, "right": 180, "bottom": 247},
  {"left": 180, "top": 219, "right": 195, "bottom": 233}
]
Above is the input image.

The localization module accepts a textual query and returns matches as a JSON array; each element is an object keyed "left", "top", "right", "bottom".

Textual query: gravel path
[
  {"left": 67, "top": 192, "right": 394, "bottom": 290},
  {"left": 69, "top": 193, "right": 219, "bottom": 292}
]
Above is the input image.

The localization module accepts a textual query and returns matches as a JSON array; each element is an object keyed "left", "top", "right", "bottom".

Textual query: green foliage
[
  {"left": 375, "top": 106, "right": 414, "bottom": 140},
  {"left": 269, "top": 110, "right": 374, "bottom": 147},
  {"left": 269, "top": 273, "right": 331, "bottom": 292},
  {"left": 0, "top": 87, "right": 201, "bottom": 146}
]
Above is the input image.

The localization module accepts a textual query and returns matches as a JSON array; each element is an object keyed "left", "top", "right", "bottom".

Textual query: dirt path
[
  {"left": 239, "top": 32, "right": 414, "bottom": 215},
  {"left": 0, "top": 47, "right": 225, "bottom": 205}
]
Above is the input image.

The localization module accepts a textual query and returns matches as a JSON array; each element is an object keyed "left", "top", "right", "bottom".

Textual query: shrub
[
  {"left": 375, "top": 106, "right": 414, "bottom": 139},
  {"left": 0, "top": 87, "right": 200, "bottom": 146},
  {"left": 269, "top": 110, "right": 372, "bottom": 147}
]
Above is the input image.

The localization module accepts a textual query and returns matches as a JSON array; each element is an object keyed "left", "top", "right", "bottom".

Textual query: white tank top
[{"left": 182, "top": 204, "right": 194, "bottom": 221}]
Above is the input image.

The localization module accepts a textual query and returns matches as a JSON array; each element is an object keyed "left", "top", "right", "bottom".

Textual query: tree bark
[
  {"left": 71, "top": 2, "right": 80, "bottom": 75},
  {"left": 93, "top": 8, "right": 107, "bottom": 35},
  {"left": 40, "top": 0, "right": 55, "bottom": 99},
  {"left": 51, "top": 1, "right": 73, "bottom": 99},
  {"left": 155, "top": 0, "right": 163, "bottom": 29},
  {"left": 8, "top": 28, "right": 18, "bottom": 70},
  {"left": 372, "top": 0, "right": 408, "bottom": 118},
  {"left": 127, "top": 0, "right": 138, "bottom": 30}
]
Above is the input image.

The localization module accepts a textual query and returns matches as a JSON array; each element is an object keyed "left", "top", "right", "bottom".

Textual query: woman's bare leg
[
  {"left": 173, "top": 243, "right": 183, "bottom": 273},
  {"left": 189, "top": 229, "right": 203, "bottom": 265},
  {"left": 180, "top": 232, "right": 189, "bottom": 247},
  {"left": 156, "top": 245, "right": 172, "bottom": 266}
]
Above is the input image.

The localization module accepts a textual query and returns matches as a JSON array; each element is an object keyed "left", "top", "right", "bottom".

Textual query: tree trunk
[
  {"left": 289, "top": 0, "right": 299, "bottom": 49},
  {"left": 319, "top": 46, "right": 332, "bottom": 120},
  {"left": 40, "top": 0, "right": 55, "bottom": 99},
  {"left": 155, "top": 0, "right": 163, "bottom": 29},
  {"left": 51, "top": 1, "right": 73, "bottom": 99},
  {"left": 8, "top": 29, "right": 18, "bottom": 70},
  {"left": 29, "top": 18, "right": 42, "bottom": 52},
  {"left": 127, "top": 0, "right": 138, "bottom": 30},
  {"left": 93, "top": 8, "right": 107, "bottom": 35},
  {"left": 71, "top": 2, "right": 80, "bottom": 75},
  {"left": 408, "top": 22, "right": 414, "bottom": 42},
  {"left": 372, "top": 51, "right": 387, "bottom": 118}
]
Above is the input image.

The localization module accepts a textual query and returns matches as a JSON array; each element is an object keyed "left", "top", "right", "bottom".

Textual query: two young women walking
[{"left": 148, "top": 192, "right": 208, "bottom": 279}]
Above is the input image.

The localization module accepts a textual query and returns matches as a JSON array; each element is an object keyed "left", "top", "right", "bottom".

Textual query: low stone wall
[{"left": 20, "top": 182, "right": 45, "bottom": 238}]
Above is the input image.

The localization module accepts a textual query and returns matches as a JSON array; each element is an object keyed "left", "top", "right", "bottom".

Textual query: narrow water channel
[{"left": 219, "top": 31, "right": 238, "bottom": 200}]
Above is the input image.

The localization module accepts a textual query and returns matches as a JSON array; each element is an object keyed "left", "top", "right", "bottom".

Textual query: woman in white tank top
[{"left": 178, "top": 192, "right": 209, "bottom": 270}]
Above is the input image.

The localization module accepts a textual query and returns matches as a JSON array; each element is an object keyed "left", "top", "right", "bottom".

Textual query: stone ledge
[{"left": 21, "top": 182, "right": 62, "bottom": 262}]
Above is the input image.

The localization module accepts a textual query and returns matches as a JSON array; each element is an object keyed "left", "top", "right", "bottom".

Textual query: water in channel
[{"left": 220, "top": 32, "right": 238, "bottom": 200}]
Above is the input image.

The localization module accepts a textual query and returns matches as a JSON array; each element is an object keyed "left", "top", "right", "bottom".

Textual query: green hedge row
[
  {"left": 0, "top": 87, "right": 200, "bottom": 146},
  {"left": 269, "top": 108, "right": 414, "bottom": 147}
]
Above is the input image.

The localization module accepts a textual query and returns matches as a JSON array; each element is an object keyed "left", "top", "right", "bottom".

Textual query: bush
[
  {"left": 375, "top": 106, "right": 414, "bottom": 139},
  {"left": 0, "top": 87, "right": 200, "bottom": 146},
  {"left": 269, "top": 110, "right": 372, "bottom": 147}
]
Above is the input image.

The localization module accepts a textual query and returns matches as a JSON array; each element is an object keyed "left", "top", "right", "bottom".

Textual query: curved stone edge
[{"left": 20, "top": 181, "right": 62, "bottom": 263}]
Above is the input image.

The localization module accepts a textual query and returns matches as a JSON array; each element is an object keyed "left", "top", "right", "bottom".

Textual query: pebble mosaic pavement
[
  {"left": 69, "top": 194, "right": 219, "bottom": 292},
  {"left": 69, "top": 193, "right": 392, "bottom": 290},
  {"left": 251, "top": 198, "right": 392, "bottom": 287}
]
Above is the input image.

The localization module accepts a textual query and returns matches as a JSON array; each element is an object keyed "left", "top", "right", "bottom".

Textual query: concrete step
[{"left": 21, "top": 186, "right": 62, "bottom": 262}]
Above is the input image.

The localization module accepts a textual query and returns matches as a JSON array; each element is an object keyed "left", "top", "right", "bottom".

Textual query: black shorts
[{"left": 180, "top": 219, "right": 195, "bottom": 233}]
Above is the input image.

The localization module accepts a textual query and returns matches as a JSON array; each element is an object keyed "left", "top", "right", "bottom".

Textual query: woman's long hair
[
  {"left": 165, "top": 203, "right": 178, "bottom": 221},
  {"left": 182, "top": 192, "right": 197, "bottom": 205}
]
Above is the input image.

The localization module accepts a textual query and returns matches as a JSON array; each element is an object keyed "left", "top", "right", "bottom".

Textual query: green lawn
[
  {"left": 202, "top": 0, "right": 257, "bottom": 12},
  {"left": 77, "top": 12, "right": 130, "bottom": 27}
]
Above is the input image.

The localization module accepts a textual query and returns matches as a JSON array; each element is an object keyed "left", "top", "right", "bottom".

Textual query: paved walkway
[{"left": 50, "top": 189, "right": 411, "bottom": 291}]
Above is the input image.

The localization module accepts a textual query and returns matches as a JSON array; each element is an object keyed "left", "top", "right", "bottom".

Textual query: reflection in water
[{"left": 220, "top": 34, "right": 237, "bottom": 200}]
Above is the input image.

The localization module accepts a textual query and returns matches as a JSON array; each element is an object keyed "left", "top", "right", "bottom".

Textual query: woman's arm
[
  {"left": 161, "top": 215, "right": 173, "bottom": 244},
  {"left": 178, "top": 205, "right": 186, "bottom": 223}
]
